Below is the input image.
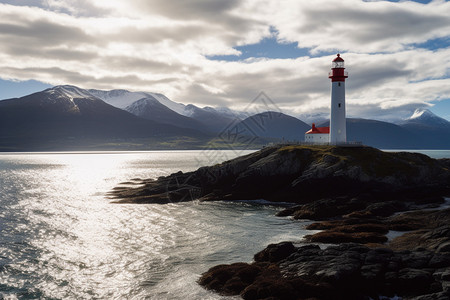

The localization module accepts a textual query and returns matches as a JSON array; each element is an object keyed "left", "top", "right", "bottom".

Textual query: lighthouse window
[
  {"left": 338, "top": 82, "right": 341, "bottom": 86},
  {"left": 338, "top": 103, "right": 341, "bottom": 108}
]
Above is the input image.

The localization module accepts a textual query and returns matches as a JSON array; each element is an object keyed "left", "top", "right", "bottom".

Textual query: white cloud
[
  {"left": 0, "top": 0, "right": 449, "bottom": 121},
  {"left": 269, "top": 0, "right": 450, "bottom": 54}
]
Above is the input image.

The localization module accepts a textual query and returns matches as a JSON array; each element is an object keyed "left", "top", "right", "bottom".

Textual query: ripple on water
[{"left": 0, "top": 151, "right": 308, "bottom": 299}]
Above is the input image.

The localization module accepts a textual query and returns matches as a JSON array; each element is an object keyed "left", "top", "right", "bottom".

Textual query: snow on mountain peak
[
  {"left": 409, "top": 109, "right": 433, "bottom": 120},
  {"left": 44, "top": 85, "right": 247, "bottom": 124},
  {"left": 407, "top": 108, "right": 450, "bottom": 127},
  {"left": 88, "top": 89, "right": 149, "bottom": 109},
  {"left": 88, "top": 88, "right": 188, "bottom": 116},
  {"left": 125, "top": 97, "right": 159, "bottom": 112},
  {"left": 51, "top": 85, "right": 96, "bottom": 100},
  {"left": 147, "top": 92, "right": 186, "bottom": 116}
]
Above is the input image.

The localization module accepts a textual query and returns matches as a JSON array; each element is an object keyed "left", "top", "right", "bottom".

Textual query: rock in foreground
[
  {"left": 200, "top": 207, "right": 450, "bottom": 299},
  {"left": 199, "top": 242, "right": 450, "bottom": 300}
]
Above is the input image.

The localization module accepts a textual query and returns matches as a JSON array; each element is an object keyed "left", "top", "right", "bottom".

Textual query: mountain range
[
  {"left": 0, "top": 86, "right": 209, "bottom": 151},
  {"left": 0, "top": 85, "right": 449, "bottom": 151}
]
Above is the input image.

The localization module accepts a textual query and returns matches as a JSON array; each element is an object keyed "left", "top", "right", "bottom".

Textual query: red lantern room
[{"left": 329, "top": 54, "right": 348, "bottom": 82}]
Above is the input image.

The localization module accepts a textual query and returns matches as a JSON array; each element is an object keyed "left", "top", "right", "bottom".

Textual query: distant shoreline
[{"left": 1, "top": 148, "right": 450, "bottom": 158}]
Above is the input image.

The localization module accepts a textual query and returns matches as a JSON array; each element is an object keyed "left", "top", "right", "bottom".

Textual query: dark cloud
[
  {"left": 347, "top": 64, "right": 411, "bottom": 91},
  {"left": 287, "top": 76, "right": 329, "bottom": 95},
  {"left": 130, "top": 0, "right": 264, "bottom": 44},
  {"left": 0, "top": 19, "right": 94, "bottom": 46},
  {"left": 3, "top": 65, "right": 180, "bottom": 89},
  {"left": 341, "top": 7, "right": 450, "bottom": 43},
  {"left": 0, "top": 43, "right": 97, "bottom": 61},
  {"left": 3, "top": 66, "right": 89, "bottom": 83},
  {"left": 132, "top": 0, "right": 241, "bottom": 21},
  {"left": 288, "top": 1, "right": 450, "bottom": 52},
  {"left": 181, "top": 83, "right": 230, "bottom": 107}
]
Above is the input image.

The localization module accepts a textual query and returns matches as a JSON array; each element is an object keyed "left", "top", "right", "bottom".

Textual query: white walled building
[{"left": 304, "top": 123, "right": 330, "bottom": 144}]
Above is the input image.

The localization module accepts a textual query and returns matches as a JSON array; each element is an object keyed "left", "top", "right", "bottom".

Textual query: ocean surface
[
  {"left": 0, "top": 150, "right": 312, "bottom": 300},
  {"left": 1, "top": 149, "right": 449, "bottom": 300},
  {"left": 382, "top": 149, "right": 450, "bottom": 159}
]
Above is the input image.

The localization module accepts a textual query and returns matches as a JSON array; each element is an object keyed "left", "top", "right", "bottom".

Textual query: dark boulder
[
  {"left": 254, "top": 242, "right": 296, "bottom": 263},
  {"left": 198, "top": 262, "right": 264, "bottom": 295},
  {"left": 305, "top": 231, "right": 388, "bottom": 244},
  {"left": 200, "top": 242, "right": 450, "bottom": 300}
]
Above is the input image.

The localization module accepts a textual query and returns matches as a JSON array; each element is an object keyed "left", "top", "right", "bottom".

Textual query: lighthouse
[{"left": 328, "top": 54, "right": 348, "bottom": 145}]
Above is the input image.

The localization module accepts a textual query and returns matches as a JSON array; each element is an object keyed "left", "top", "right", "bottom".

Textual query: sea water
[
  {"left": 1, "top": 149, "right": 449, "bottom": 299},
  {"left": 0, "top": 150, "right": 310, "bottom": 299},
  {"left": 382, "top": 149, "right": 450, "bottom": 159}
]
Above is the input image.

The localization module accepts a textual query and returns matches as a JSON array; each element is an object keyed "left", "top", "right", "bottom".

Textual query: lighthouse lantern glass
[{"left": 333, "top": 61, "right": 344, "bottom": 68}]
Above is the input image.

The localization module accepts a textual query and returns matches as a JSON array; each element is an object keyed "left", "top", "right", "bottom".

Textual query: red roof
[
  {"left": 332, "top": 53, "right": 344, "bottom": 62},
  {"left": 305, "top": 123, "right": 330, "bottom": 134}
]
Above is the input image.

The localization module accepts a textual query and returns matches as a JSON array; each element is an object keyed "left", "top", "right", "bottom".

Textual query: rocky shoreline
[
  {"left": 199, "top": 206, "right": 450, "bottom": 300},
  {"left": 109, "top": 145, "right": 450, "bottom": 299},
  {"left": 200, "top": 240, "right": 450, "bottom": 300}
]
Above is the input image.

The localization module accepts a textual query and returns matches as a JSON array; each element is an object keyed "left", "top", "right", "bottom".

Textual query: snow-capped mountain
[
  {"left": 202, "top": 106, "right": 248, "bottom": 120},
  {"left": 88, "top": 88, "right": 187, "bottom": 115},
  {"left": 125, "top": 98, "right": 206, "bottom": 131},
  {"left": 125, "top": 97, "right": 161, "bottom": 114},
  {"left": 405, "top": 109, "right": 450, "bottom": 128},
  {"left": 87, "top": 89, "right": 147, "bottom": 109},
  {"left": 148, "top": 93, "right": 187, "bottom": 116},
  {"left": 35, "top": 85, "right": 103, "bottom": 114},
  {"left": 399, "top": 108, "right": 450, "bottom": 148},
  {"left": 87, "top": 88, "right": 247, "bottom": 125},
  {"left": 51, "top": 85, "right": 98, "bottom": 101},
  {"left": 2, "top": 84, "right": 450, "bottom": 150},
  {"left": 181, "top": 104, "right": 238, "bottom": 132},
  {"left": 49, "top": 86, "right": 246, "bottom": 133},
  {"left": 0, "top": 85, "right": 207, "bottom": 151}
]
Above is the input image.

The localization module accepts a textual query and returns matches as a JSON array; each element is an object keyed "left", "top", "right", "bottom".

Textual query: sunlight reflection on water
[{"left": 0, "top": 150, "right": 307, "bottom": 299}]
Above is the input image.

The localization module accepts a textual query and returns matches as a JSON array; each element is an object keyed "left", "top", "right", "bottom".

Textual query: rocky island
[{"left": 109, "top": 145, "right": 450, "bottom": 299}]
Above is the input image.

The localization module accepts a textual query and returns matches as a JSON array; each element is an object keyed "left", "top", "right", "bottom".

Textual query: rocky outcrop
[
  {"left": 109, "top": 145, "right": 450, "bottom": 204},
  {"left": 302, "top": 207, "right": 450, "bottom": 247},
  {"left": 199, "top": 242, "right": 450, "bottom": 300},
  {"left": 277, "top": 192, "right": 446, "bottom": 221},
  {"left": 388, "top": 208, "right": 450, "bottom": 253},
  {"left": 199, "top": 204, "right": 450, "bottom": 300}
]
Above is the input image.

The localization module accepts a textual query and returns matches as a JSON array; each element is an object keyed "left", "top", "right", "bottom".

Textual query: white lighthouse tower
[{"left": 328, "top": 54, "right": 348, "bottom": 145}]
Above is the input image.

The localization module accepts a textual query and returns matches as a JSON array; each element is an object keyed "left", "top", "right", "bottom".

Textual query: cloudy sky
[{"left": 0, "top": 0, "right": 449, "bottom": 122}]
